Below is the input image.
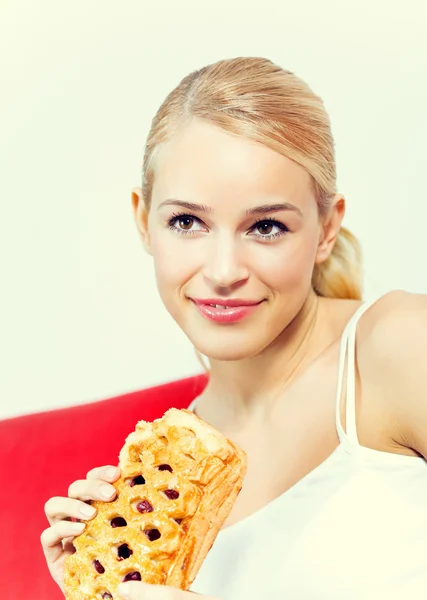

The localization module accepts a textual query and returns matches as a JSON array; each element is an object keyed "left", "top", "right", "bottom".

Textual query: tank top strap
[{"left": 335, "top": 297, "right": 380, "bottom": 447}]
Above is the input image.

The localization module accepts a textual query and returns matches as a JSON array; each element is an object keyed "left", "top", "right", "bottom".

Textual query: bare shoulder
[
  {"left": 357, "top": 289, "right": 427, "bottom": 356},
  {"left": 357, "top": 289, "right": 427, "bottom": 455}
]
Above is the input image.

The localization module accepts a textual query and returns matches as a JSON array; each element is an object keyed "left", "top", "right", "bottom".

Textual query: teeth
[{"left": 209, "top": 304, "right": 230, "bottom": 309}]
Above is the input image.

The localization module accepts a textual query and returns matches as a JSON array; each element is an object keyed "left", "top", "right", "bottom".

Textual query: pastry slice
[{"left": 64, "top": 408, "right": 247, "bottom": 599}]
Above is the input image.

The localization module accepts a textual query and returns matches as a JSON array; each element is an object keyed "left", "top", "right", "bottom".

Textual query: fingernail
[
  {"left": 70, "top": 521, "right": 85, "bottom": 532},
  {"left": 100, "top": 484, "right": 115, "bottom": 499},
  {"left": 106, "top": 466, "right": 119, "bottom": 479},
  {"left": 80, "top": 504, "right": 96, "bottom": 518}
]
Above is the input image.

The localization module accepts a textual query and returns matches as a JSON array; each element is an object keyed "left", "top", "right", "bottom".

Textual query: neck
[{"left": 196, "top": 289, "right": 327, "bottom": 430}]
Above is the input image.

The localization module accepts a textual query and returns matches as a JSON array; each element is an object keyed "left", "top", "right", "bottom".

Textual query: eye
[
  {"left": 175, "top": 216, "right": 194, "bottom": 231},
  {"left": 249, "top": 219, "right": 289, "bottom": 241},
  {"left": 255, "top": 222, "right": 275, "bottom": 235},
  {"left": 167, "top": 213, "right": 205, "bottom": 235}
]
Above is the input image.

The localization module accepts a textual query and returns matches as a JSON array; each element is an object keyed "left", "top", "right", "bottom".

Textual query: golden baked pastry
[{"left": 63, "top": 407, "right": 247, "bottom": 599}]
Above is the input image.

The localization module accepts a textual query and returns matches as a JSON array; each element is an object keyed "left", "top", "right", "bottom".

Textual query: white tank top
[{"left": 186, "top": 298, "right": 427, "bottom": 599}]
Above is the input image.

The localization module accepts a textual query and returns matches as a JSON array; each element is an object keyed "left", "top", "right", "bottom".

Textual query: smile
[{"left": 190, "top": 298, "right": 264, "bottom": 324}]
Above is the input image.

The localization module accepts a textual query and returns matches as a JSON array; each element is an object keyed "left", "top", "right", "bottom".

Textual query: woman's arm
[{"left": 360, "top": 290, "right": 427, "bottom": 457}]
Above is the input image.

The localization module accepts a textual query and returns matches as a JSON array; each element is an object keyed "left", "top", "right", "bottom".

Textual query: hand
[
  {"left": 117, "top": 581, "right": 220, "bottom": 600},
  {"left": 40, "top": 464, "right": 121, "bottom": 592}
]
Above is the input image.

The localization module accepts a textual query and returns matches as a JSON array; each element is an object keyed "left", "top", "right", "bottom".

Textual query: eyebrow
[
  {"left": 157, "top": 199, "right": 303, "bottom": 217},
  {"left": 245, "top": 203, "right": 302, "bottom": 217}
]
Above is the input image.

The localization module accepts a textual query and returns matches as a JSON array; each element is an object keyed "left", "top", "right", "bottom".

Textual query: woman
[{"left": 41, "top": 57, "right": 427, "bottom": 599}]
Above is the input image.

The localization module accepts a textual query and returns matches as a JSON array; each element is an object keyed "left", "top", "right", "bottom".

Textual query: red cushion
[{"left": 0, "top": 374, "right": 207, "bottom": 600}]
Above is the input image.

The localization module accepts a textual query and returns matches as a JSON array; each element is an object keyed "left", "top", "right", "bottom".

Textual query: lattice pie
[{"left": 64, "top": 408, "right": 247, "bottom": 599}]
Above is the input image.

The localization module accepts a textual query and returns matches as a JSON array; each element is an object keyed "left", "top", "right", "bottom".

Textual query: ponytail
[{"left": 312, "top": 226, "right": 363, "bottom": 300}]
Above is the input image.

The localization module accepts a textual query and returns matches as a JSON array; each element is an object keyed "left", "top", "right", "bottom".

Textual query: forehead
[{"left": 151, "top": 119, "right": 314, "bottom": 208}]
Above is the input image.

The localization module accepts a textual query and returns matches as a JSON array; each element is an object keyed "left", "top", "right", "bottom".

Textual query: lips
[
  {"left": 191, "top": 298, "right": 262, "bottom": 308},
  {"left": 189, "top": 298, "right": 264, "bottom": 324}
]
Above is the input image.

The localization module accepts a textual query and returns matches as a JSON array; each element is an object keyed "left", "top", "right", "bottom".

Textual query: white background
[{"left": 1, "top": 0, "right": 426, "bottom": 419}]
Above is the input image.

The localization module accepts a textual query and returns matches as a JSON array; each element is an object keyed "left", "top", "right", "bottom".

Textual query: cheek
[
  {"left": 149, "top": 233, "right": 198, "bottom": 305},
  {"left": 256, "top": 232, "right": 318, "bottom": 286}
]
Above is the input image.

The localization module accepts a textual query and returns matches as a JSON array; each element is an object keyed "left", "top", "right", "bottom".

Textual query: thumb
[
  {"left": 117, "top": 582, "right": 178, "bottom": 599},
  {"left": 117, "top": 582, "right": 217, "bottom": 599},
  {"left": 116, "top": 582, "right": 150, "bottom": 599}
]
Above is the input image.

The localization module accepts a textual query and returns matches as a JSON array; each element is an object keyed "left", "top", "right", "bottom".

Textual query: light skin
[
  {"left": 41, "top": 118, "right": 427, "bottom": 599},
  {"left": 133, "top": 119, "right": 346, "bottom": 429}
]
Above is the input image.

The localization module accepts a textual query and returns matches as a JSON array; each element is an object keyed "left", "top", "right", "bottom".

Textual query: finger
[
  {"left": 117, "top": 582, "right": 218, "bottom": 599},
  {"left": 86, "top": 465, "right": 121, "bottom": 482},
  {"left": 68, "top": 478, "right": 117, "bottom": 502},
  {"left": 117, "top": 582, "right": 176, "bottom": 599},
  {"left": 44, "top": 496, "right": 97, "bottom": 526},
  {"left": 40, "top": 521, "right": 85, "bottom": 564}
]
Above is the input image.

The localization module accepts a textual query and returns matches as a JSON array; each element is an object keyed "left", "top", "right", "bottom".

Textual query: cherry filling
[
  {"left": 123, "top": 571, "right": 141, "bottom": 582},
  {"left": 93, "top": 560, "right": 105, "bottom": 574},
  {"left": 136, "top": 500, "right": 154, "bottom": 514},
  {"left": 129, "top": 475, "right": 146, "bottom": 486},
  {"left": 144, "top": 528, "right": 161, "bottom": 541},
  {"left": 164, "top": 489, "right": 179, "bottom": 500},
  {"left": 110, "top": 517, "right": 127, "bottom": 528},
  {"left": 158, "top": 464, "right": 173, "bottom": 472},
  {"left": 117, "top": 543, "right": 133, "bottom": 561}
]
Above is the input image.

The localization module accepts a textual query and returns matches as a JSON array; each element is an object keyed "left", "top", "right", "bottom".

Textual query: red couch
[{"left": 0, "top": 374, "right": 208, "bottom": 600}]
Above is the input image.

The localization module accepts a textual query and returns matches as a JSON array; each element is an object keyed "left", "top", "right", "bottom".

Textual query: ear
[
  {"left": 131, "top": 186, "right": 152, "bottom": 255},
  {"left": 315, "top": 194, "right": 346, "bottom": 265}
]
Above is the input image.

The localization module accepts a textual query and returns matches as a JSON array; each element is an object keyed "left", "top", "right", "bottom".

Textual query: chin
[
  {"left": 196, "top": 345, "right": 256, "bottom": 362},
  {"left": 188, "top": 329, "right": 272, "bottom": 362},
  {"left": 167, "top": 301, "right": 284, "bottom": 361}
]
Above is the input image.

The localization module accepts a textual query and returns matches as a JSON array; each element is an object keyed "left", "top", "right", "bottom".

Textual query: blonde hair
[{"left": 142, "top": 56, "right": 363, "bottom": 300}]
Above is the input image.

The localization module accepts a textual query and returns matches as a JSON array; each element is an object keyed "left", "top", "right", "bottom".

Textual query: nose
[{"left": 202, "top": 233, "right": 249, "bottom": 290}]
